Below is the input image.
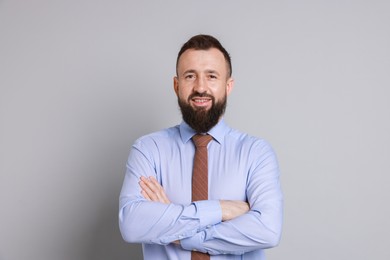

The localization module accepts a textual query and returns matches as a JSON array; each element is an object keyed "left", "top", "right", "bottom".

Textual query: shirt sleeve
[
  {"left": 118, "top": 139, "right": 222, "bottom": 245},
  {"left": 180, "top": 140, "right": 283, "bottom": 255}
]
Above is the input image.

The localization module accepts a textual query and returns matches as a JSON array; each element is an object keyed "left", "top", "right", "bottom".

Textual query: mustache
[{"left": 187, "top": 92, "right": 214, "bottom": 101}]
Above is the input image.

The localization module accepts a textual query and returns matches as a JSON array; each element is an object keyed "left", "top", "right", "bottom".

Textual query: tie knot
[{"left": 192, "top": 134, "right": 212, "bottom": 147}]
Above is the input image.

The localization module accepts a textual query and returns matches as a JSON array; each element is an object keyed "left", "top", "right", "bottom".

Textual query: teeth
[{"left": 194, "top": 99, "right": 209, "bottom": 103}]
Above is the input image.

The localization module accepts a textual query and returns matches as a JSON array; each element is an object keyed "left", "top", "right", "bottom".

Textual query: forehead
[{"left": 177, "top": 48, "right": 227, "bottom": 74}]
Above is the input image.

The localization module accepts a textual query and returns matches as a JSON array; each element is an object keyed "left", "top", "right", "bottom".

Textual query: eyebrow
[
  {"left": 182, "top": 69, "right": 197, "bottom": 75},
  {"left": 182, "top": 69, "right": 220, "bottom": 76},
  {"left": 205, "top": 69, "right": 220, "bottom": 75}
]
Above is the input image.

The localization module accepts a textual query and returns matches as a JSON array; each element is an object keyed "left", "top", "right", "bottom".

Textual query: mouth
[{"left": 191, "top": 97, "right": 212, "bottom": 108}]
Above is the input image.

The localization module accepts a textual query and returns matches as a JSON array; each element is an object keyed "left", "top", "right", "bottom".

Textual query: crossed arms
[
  {"left": 119, "top": 139, "right": 283, "bottom": 255},
  {"left": 140, "top": 176, "right": 250, "bottom": 222}
]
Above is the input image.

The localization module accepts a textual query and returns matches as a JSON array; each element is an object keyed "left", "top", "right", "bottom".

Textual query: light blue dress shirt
[{"left": 119, "top": 119, "right": 283, "bottom": 259}]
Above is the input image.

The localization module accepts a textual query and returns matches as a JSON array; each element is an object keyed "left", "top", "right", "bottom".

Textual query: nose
[{"left": 193, "top": 76, "right": 207, "bottom": 93}]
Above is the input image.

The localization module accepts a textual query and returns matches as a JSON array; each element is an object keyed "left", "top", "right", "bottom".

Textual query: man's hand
[
  {"left": 220, "top": 200, "right": 250, "bottom": 221},
  {"left": 139, "top": 176, "right": 171, "bottom": 204}
]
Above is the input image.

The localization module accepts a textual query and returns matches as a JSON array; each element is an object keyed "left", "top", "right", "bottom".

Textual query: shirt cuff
[
  {"left": 193, "top": 200, "right": 222, "bottom": 229},
  {"left": 181, "top": 230, "right": 206, "bottom": 252}
]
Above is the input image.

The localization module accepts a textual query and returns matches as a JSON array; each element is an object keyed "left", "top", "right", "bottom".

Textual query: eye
[
  {"left": 209, "top": 74, "right": 217, "bottom": 79},
  {"left": 185, "top": 74, "right": 195, "bottom": 80}
]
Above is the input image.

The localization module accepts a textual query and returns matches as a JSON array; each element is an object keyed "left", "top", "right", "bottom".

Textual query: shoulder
[
  {"left": 225, "top": 127, "right": 269, "bottom": 145},
  {"left": 133, "top": 125, "right": 180, "bottom": 149},
  {"left": 226, "top": 128, "right": 279, "bottom": 175},
  {"left": 225, "top": 127, "right": 276, "bottom": 155}
]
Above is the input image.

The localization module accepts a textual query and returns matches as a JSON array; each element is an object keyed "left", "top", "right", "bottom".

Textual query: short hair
[{"left": 176, "top": 34, "right": 232, "bottom": 77}]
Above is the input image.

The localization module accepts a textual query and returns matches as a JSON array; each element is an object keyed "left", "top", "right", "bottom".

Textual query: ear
[
  {"left": 173, "top": 76, "right": 179, "bottom": 96},
  {"left": 226, "top": 77, "right": 234, "bottom": 96}
]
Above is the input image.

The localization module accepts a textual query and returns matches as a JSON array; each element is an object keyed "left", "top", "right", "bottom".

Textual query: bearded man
[{"left": 119, "top": 34, "right": 283, "bottom": 260}]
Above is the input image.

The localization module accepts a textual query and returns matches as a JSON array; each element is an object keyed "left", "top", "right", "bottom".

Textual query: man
[{"left": 119, "top": 34, "right": 283, "bottom": 259}]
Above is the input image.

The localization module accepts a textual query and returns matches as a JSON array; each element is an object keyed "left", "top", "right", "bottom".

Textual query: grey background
[{"left": 1, "top": 0, "right": 389, "bottom": 259}]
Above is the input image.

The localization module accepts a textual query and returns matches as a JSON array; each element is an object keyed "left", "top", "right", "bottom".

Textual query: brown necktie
[{"left": 191, "top": 134, "right": 212, "bottom": 260}]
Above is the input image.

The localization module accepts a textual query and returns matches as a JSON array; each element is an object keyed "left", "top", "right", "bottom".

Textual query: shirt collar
[{"left": 179, "top": 118, "right": 228, "bottom": 145}]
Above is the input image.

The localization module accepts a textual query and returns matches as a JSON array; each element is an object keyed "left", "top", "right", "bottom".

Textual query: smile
[
  {"left": 192, "top": 98, "right": 211, "bottom": 103},
  {"left": 191, "top": 97, "right": 212, "bottom": 108}
]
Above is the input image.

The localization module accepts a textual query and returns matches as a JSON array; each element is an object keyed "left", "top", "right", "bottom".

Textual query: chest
[{"left": 156, "top": 144, "right": 250, "bottom": 204}]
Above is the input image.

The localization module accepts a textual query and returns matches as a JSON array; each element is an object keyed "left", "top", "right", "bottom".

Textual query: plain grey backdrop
[{"left": 1, "top": 0, "right": 389, "bottom": 259}]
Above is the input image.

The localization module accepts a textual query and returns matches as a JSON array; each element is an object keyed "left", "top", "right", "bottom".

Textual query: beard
[{"left": 178, "top": 92, "right": 227, "bottom": 133}]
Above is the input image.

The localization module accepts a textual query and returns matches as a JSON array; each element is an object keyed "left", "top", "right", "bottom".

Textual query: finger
[
  {"left": 144, "top": 179, "right": 165, "bottom": 202},
  {"left": 139, "top": 176, "right": 171, "bottom": 204},
  {"left": 139, "top": 180, "right": 159, "bottom": 201},
  {"left": 141, "top": 189, "right": 151, "bottom": 201},
  {"left": 148, "top": 177, "right": 171, "bottom": 203},
  {"left": 140, "top": 178, "right": 166, "bottom": 203},
  {"left": 161, "top": 195, "right": 170, "bottom": 204},
  {"left": 140, "top": 176, "right": 150, "bottom": 185},
  {"left": 149, "top": 176, "right": 158, "bottom": 184},
  {"left": 140, "top": 176, "right": 157, "bottom": 192},
  {"left": 146, "top": 176, "right": 163, "bottom": 193}
]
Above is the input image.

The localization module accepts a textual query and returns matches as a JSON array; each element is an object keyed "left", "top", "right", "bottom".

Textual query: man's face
[{"left": 174, "top": 48, "right": 234, "bottom": 132}]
